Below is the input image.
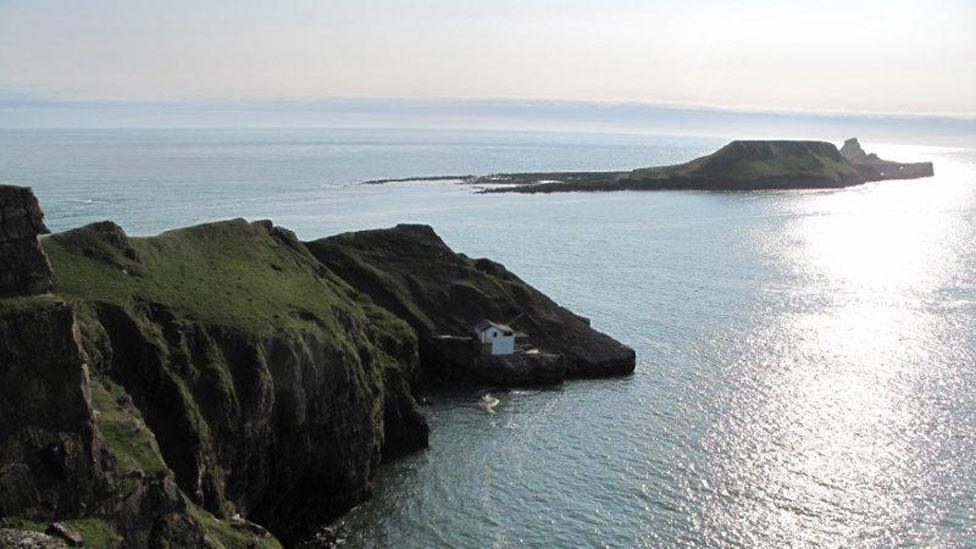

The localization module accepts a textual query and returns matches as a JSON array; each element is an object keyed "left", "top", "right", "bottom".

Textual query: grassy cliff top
[
  {"left": 629, "top": 140, "right": 861, "bottom": 184},
  {"left": 42, "top": 219, "right": 409, "bottom": 339}
]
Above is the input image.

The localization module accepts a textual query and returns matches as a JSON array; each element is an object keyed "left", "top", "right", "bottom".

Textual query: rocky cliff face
[
  {"left": 307, "top": 224, "right": 636, "bottom": 387},
  {"left": 840, "top": 137, "right": 935, "bottom": 181},
  {"left": 42, "top": 218, "right": 428, "bottom": 544},
  {"left": 0, "top": 301, "right": 108, "bottom": 519},
  {"left": 1, "top": 185, "right": 633, "bottom": 546},
  {"left": 839, "top": 137, "right": 877, "bottom": 164},
  {"left": 0, "top": 186, "right": 53, "bottom": 296},
  {"left": 0, "top": 189, "right": 216, "bottom": 547}
]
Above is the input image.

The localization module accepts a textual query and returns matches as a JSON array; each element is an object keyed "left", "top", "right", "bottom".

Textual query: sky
[{"left": 0, "top": 0, "right": 974, "bottom": 132}]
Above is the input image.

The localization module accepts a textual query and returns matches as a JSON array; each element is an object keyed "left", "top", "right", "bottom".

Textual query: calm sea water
[{"left": 1, "top": 128, "right": 974, "bottom": 547}]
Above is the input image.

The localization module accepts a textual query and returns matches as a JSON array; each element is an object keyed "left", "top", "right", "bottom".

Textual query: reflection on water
[
  {"left": 693, "top": 164, "right": 976, "bottom": 545},
  {"left": 338, "top": 145, "right": 976, "bottom": 548}
]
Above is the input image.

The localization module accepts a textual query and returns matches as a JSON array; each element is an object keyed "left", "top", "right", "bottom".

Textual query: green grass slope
[
  {"left": 629, "top": 140, "right": 862, "bottom": 188},
  {"left": 40, "top": 218, "right": 425, "bottom": 544}
]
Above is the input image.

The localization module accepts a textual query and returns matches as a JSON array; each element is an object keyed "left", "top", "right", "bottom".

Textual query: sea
[{"left": 1, "top": 128, "right": 974, "bottom": 547}]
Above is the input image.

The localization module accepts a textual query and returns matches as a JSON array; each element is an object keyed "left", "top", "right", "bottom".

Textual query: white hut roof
[{"left": 475, "top": 320, "right": 514, "bottom": 335}]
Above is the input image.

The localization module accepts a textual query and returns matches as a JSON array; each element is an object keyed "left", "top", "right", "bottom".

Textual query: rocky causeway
[{"left": 363, "top": 138, "right": 934, "bottom": 193}]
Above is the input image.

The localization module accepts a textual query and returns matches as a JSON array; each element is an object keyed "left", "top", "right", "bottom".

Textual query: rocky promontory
[
  {"left": 0, "top": 186, "right": 635, "bottom": 547},
  {"left": 307, "top": 224, "right": 635, "bottom": 387},
  {"left": 366, "top": 138, "right": 934, "bottom": 193}
]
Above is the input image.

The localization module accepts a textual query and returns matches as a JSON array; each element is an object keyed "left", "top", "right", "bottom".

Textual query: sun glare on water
[{"left": 694, "top": 146, "right": 976, "bottom": 546}]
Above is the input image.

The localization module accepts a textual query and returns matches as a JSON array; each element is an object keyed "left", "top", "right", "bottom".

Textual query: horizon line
[{"left": 3, "top": 94, "right": 975, "bottom": 121}]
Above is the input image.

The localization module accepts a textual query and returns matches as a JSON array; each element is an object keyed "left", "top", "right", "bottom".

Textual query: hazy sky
[{"left": 1, "top": 0, "right": 974, "bottom": 115}]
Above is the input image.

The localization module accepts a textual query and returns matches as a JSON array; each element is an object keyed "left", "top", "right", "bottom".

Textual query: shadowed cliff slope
[{"left": 307, "top": 224, "right": 636, "bottom": 386}]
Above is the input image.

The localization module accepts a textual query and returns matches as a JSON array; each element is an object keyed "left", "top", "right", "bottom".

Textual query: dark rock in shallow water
[
  {"left": 306, "top": 224, "right": 636, "bottom": 387},
  {"left": 0, "top": 186, "right": 53, "bottom": 297}
]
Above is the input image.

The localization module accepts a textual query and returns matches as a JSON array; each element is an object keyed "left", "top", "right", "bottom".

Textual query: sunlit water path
[{"left": 2, "top": 129, "right": 973, "bottom": 546}]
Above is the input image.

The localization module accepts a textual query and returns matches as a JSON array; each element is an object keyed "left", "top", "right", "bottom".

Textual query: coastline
[
  {"left": 360, "top": 138, "right": 935, "bottom": 194},
  {"left": 0, "top": 186, "right": 634, "bottom": 546}
]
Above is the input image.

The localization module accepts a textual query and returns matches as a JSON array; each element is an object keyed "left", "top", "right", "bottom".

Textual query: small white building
[{"left": 475, "top": 320, "right": 516, "bottom": 356}]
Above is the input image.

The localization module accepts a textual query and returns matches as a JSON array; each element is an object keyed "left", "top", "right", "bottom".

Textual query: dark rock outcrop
[
  {"left": 0, "top": 186, "right": 53, "bottom": 297},
  {"left": 839, "top": 137, "right": 881, "bottom": 164},
  {"left": 306, "top": 224, "right": 636, "bottom": 387},
  {"left": 113, "top": 473, "right": 209, "bottom": 548},
  {"left": 840, "top": 137, "right": 934, "bottom": 181},
  {"left": 0, "top": 301, "right": 108, "bottom": 519}
]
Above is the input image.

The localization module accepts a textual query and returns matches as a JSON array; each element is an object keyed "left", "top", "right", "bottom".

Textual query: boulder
[{"left": 45, "top": 523, "right": 82, "bottom": 547}]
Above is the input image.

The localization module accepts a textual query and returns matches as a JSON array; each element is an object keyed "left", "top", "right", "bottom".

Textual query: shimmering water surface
[{"left": 2, "top": 129, "right": 974, "bottom": 547}]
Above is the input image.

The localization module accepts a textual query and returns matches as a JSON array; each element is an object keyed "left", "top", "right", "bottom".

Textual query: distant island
[{"left": 364, "top": 138, "right": 934, "bottom": 193}]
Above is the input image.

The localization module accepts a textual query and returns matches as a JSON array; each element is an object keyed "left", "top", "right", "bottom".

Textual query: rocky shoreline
[{"left": 0, "top": 187, "right": 635, "bottom": 547}]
